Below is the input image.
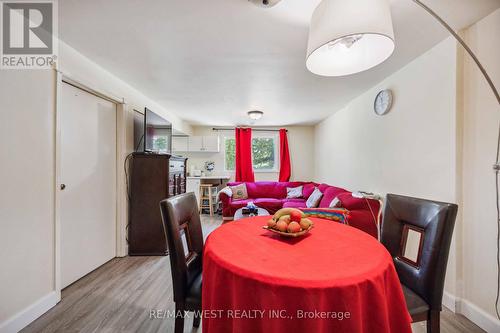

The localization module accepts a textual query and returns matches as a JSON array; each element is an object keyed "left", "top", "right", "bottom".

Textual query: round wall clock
[{"left": 374, "top": 89, "right": 393, "bottom": 116}]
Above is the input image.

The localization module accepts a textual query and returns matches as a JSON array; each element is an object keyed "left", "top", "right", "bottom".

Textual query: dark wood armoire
[{"left": 128, "top": 153, "right": 187, "bottom": 255}]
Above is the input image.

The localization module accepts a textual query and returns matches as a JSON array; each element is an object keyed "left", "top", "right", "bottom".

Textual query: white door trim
[{"left": 54, "top": 71, "right": 128, "bottom": 296}]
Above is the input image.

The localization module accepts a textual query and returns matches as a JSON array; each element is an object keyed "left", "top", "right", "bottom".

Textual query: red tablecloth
[{"left": 202, "top": 216, "right": 412, "bottom": 333}]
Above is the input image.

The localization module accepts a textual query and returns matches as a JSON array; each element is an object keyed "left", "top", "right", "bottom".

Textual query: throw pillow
[
  {"left": 231, "top": 184, "right": 248, "bottom": 200},
  {"left": 329, "top": 197, "right": 342, "bottom": 208},
  {"left": 286, "top": 186, "right": 303, "bottom": 199},
  {"left": 306, "top": 187, "right": 323, "bottom": 208}
]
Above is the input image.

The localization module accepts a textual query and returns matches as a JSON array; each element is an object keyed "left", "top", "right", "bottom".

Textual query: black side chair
[
  {"left": 160, "top": 193, "right": 204, "bottom": 333},
  {"left": 381, "top": 194, "right": 457, "bottom": 333}
]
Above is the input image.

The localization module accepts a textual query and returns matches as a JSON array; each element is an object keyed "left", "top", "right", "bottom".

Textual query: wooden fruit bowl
[{"left": 262, "top": 224, "right": 314, "bottom": 238}]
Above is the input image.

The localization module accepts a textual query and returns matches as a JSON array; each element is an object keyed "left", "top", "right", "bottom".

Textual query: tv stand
[{"left": 128, "top": 153, "right": 187, "bottom": 255}]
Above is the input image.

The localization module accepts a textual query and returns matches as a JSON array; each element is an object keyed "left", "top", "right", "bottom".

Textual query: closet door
[{"left": 60, "top": 83, "right": 117, "bottom": 288}]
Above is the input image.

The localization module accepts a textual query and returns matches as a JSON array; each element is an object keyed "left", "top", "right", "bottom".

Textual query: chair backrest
[
  {"left": 381, "top": 194, "right": 457, "bottom": 310},
  {"left": 160, "top": 193, "right": 204, "bottom": 303}
]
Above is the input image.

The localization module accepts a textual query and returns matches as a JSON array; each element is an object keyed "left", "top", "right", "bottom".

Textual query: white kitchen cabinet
[
  {"left": 188, "top": 136, "right": 203, "bottom": 152},
  {"left": 172, "top": 136, "right": 188, "bottom": 152},
  {"left": 186, "top": 178, "right": 201, "bottom": 206},
  {"left": 202, "top": 136, "right": 220, "bottom": 152},
  {"left": 185, "top": 136, "right": 220, "bottom": 153}
]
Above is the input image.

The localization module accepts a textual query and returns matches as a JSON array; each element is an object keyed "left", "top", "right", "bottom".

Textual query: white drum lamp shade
[{"left": 306, "top": 0, "right": 395, "bottom": 77}]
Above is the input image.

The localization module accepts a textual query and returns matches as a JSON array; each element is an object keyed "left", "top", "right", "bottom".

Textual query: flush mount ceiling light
[
  {"left": 248, "top": 0, "right": 282, "bottom": 8},
  {"left": 248, "top": 110, "right": 264, "bottom": 120},
  {"left": 306, "top": 0, "right": 395, "bottom": 77}
]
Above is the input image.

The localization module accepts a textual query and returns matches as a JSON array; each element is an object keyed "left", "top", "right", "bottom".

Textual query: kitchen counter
[
  {"left": 186, "top": 176, "right": 231, "bottom": 207},
  {"left": 187, "top": 176, "right": 231, "bottom": 180}
]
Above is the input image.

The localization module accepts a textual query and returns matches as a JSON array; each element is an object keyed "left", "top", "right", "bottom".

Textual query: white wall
[
  {"left": 181, "top": 125, "right": 315, "bottom": 182},
  {"left": 460, "top": 8, "right": 500, "bottom": 329},
  {"left": 314, "top": 37, "right": 459, "bottom": 298},
  {"left": 0, "top": 70, "right": 57, "bottom": 329},
  {"left": 314, "top": 38, "right": 458, "bottom": 203},
  {"left": 58, "top": 41, "right": 193, "bottom": 136},
  {"left": 0, "top": 41, "right": 193, "bottom": 331}
]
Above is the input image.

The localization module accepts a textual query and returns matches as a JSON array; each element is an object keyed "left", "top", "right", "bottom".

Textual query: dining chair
[
  {"left": 380, "top": 194, "right": 457, "bottom": 333},
  {"left": 160, "top": 192, "right": 204, "bottom": 333}
]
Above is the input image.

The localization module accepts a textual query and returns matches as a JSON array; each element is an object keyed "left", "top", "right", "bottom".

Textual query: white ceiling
[{"left": 59, "top": 0, "right": 500, "bottom": 127}]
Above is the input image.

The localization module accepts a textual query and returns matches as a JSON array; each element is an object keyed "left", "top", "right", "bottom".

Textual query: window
[
  {"left": 152, "top": 136, "right": 168, "bottom": 152},
  {"left": 252, "top": 137, "right": 277, "bottom": 171},
  {"left": 224, "top": 135, "right": 279, "bottom": 172},
  {"left": 225, "top": 137, "right": 236, "bottom": 171}
]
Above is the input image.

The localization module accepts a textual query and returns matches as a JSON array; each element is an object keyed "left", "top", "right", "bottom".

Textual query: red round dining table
[{"left": 202, "top": 216, "right": 412, "bottom": 333}]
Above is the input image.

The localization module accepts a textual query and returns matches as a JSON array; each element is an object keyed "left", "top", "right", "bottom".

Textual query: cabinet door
[
  {"left": 168, "top": 174, "right": 176, "bottom": 197},
  {"left": 203, "top": 136, "right": 220, "bottom": 152},
  {"left": 187, "top": 178, "right": 201, "bottom": 205},
  {"left": 172, "top": 136, "right": 188, "bottom": 152},
  {"left": 188, "top": 136, "right": 203, "bottom": 152}
]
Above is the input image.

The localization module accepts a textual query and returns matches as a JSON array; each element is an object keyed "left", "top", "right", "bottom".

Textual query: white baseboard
[
  {"left": 0, "top": 291, "right": 59, "bottom": 333},
  {"left": 457, "top": 298, "right": 500, "bottom": 333},
  {"left": 442, "top": 291, "right": 457, "bottom": 312},
  {"left": 443, "top": 292, "right": 500, "bottom": 333}
]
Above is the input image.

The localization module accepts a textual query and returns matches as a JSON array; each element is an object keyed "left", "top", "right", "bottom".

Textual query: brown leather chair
[
  {"left": 160, "top": 193, "right": 204, "bottom": 333},
  {"left": 381, "top": 194, "right": 457, "bottom": 333}
]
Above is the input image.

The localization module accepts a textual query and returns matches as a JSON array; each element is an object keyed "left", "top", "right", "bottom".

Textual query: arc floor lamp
[{"left": 305, "top": 0, "right": 500, "bottom": 319}]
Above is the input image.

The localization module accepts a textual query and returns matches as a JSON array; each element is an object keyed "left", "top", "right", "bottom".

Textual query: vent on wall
[{"left": 248, "top": 0, "right": 283, "bottom": 8}]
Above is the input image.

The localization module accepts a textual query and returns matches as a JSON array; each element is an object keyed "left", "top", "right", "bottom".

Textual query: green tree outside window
[
  {"left": 225, "top": 137, "right": 277, "bottom": 171},
  {"left": 225, "top": 138, "right": 236, "bottom": 170},
  {"left": 252, "top": 138, "right": 275, "bottom": 170},
  {"left": 153, "top": 137, "right": 168, "bottom": 151}
]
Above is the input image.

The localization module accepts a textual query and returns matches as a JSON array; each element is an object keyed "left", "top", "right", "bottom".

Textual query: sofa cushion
[
  {"left": 318, "top": 183, "right": 333, "bottom": 193},
  {"left": 230, "top": 199, "right": 253, "bottom": 209},
  {"left": 246, "top": 182, "right": 288, "bottom": 199},
  {"left": 254, "top": 198, "right": 283, "bottom": 209},
  {"left": 337, "top": 192, "right": 380, "bottom": 212},
  {"left": 319, "top": 186, "right": 348, "bottom": 208},
  {"left": 282, "top": 198, "right": 305, "bottom": 203},
  {"left": 283, "top": 200, "right": 307, "bottom": 209},
  {"left": 302, "top": 183, "right": 317, "bottom": 198}
]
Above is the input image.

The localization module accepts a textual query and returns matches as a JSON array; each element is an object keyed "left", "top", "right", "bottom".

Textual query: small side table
[{"left": 233, "top": 207, "right": 270, "bottom": 221}]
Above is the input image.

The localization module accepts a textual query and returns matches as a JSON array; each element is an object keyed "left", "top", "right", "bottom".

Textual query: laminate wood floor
[{"left": 23, "top": 215, "right": 484, "bottom": 333}]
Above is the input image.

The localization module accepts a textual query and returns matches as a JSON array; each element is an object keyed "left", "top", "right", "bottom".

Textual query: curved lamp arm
[
  {"left": 413, "top": 0, "right": 500, "bottom": 321},
  {"left": 412, "top": 0, "right": 500, "bottom": 105}
]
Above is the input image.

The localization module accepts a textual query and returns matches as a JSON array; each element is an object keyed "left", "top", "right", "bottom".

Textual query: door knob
[{"left": 60, "top": 184, "right": 66, "bottom": 190}]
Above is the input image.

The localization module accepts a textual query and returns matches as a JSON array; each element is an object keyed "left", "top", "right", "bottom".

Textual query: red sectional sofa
[{"left": 219, "top": 181, "right": 381, "bottom": 238}]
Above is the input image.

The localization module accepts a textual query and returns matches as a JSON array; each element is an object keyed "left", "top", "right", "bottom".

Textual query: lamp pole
[
  {"left": 412, "top": 0, "right": 499, "bottom": 105},
  {"left": 412, "top": 0, "right": 500, "bottom": 320},
  {"left": 380, "top": 0, "right": 500, "bottom": 321}
]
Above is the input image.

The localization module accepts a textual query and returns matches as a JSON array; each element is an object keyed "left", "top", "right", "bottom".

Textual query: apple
[
  {"left": 290, "top": 210, "right": 302, "bottom": 223},
  {"left": 287, "top": 221, "right": 301, "bottom": 233},
  {"left": 276, "top": 220, "right": 288, "bottom": 232}
]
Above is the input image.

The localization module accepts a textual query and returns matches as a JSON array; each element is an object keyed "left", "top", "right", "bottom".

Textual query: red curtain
[
  {"left": 279, "top": 128, "right": 291, "bottom": 182},
  {"left": 235, "top": 127, "right": 255, "bottom": 182}
]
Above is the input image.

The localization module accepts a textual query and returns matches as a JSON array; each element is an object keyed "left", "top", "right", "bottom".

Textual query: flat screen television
[{"left": 134, "top": 108, "right": 172, "bottom": 154}]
